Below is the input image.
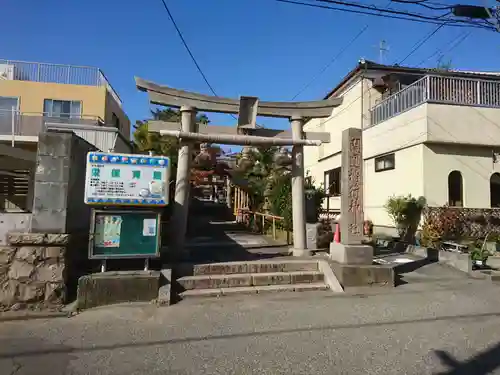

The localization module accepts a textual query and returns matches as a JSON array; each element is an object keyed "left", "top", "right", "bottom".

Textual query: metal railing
[
  {"left": 0, "top": 110, "right": 102, "bottom": 137},
  {"left": 0, "top": 59, "right": 122, "bottom": 107},
  {"left": 370, "top": 75, "right": 500, "bottom": 125},
  {"left": 0, "top": 110, "right": 131, "bottom": 152}
]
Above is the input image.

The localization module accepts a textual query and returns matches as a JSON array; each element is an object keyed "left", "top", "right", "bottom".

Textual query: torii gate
[{"left": 136, "top": 77, "right": 342, "bottom": 259}]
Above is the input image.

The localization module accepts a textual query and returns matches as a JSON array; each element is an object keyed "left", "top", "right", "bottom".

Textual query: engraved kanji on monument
[
  {"left": 340, "top": 128, "right": 364, "bottom": 245},
  {"left": 330, "top": 127, "right": 373, "bottom": 265}
]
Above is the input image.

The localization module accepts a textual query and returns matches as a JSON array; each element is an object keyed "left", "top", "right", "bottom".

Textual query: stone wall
[
  {"left": 0, "top": 233, "right": 68, "bottom": 311},
  {"left": 31, "top": 131, "right": 96, "bottom": 234},
  {"left": 31, "top": 131, "right": 97, "bottom": 296}
]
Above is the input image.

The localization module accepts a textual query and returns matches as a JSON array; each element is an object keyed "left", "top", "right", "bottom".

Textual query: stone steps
[
  {"left": 178, "top": 271, "right": 324, "bottom": 290},
  {"left": 177, "top": 260, "right": 320, "bottom": 277},
  {"left": 175, "top": 260, "right": 335, "bottom": 300},
  {"left": 180, "top": 283, "right": 328, "bottom": 299}
]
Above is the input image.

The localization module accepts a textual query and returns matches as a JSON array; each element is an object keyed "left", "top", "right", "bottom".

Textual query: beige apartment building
[
  {"left": 304, "top": 59, "right": 500, "bottom": 229},
  {"left": 0, "top": 59, "right": 131, "bottom": 151},
  {"left": 0, "top": 59, "right": 132, "bottom": 212}
]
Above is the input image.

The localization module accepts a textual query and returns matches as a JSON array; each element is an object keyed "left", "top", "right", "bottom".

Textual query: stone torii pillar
[
  {"left": 290, "top": 116, "right": 307, "bottom": 255},
  {"left": 135, "top": 77, "right": 343, "bottom": 259},
  {"left": 170, "top": 106, "right": 197, "bottom": 256}
]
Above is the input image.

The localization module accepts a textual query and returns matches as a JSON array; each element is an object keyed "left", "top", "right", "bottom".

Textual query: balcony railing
[
  {"left": 0, "top": 59, "right": 122, "bottom": 107},
  {"left": 0, "top": 110, "right": 131, "bottom": 152},
  {"left": 369, "top": 75, "right": 500, "bottom": 126},
  {"left": 0, "top": 110, "right": 102, "bottom": 137}
]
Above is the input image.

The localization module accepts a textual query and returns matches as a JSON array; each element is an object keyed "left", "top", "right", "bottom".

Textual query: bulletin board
[
  {"left": 88, "top": 209, "right": 161, "bottom": 259},
  {"left": 84, "top": 152, "right": 170, "bottom": 207}
]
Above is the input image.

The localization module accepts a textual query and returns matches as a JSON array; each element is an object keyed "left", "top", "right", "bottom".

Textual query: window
[
  {"left": 0, "top": 97, "right": 18, "bottom": 112},
  {"left": 375, "top": 153, "right": 395, "bottom": 172},
  {"left": 448, "top": 170, "right": 463, "bottom": 207},
  {"left": 490, "top": 173, "right": 500, "bottom": 208},
  {"left": 0, "top": 97, "right": 19, "bottom": 131},
  {"left": 43, "top": 99, "right": 81, "bottom": 119},
  {"left": 324, "top": 167, "right": 341, "bottom": 196},
  {"left": 112, "top": 113, "right": 120, "bottom": 129}
]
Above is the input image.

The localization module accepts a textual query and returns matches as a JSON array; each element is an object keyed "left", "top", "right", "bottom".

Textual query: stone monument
[{"left": 330, "top": 128, "right": 373, "bottom": 265}]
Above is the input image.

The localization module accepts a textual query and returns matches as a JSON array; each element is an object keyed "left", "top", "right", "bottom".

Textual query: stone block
[
  {"left": 15, "top": 247, "right": 43, "bottom": 264},
  {"left": 252, "top": 272, "right": 291, "bottom": 286},
  {"left": 248, "top": 262, "right": 285, "bottom": 274},
  {"left": 35, "top": 155, "right": 70, "bottom": 183},
  {"left": 306, "top": 223, "right": 321, "bottom": 250},
  {"left": 43, "top": 246, "right": 66, "bottom": 258},
  {"left": 77, "top": 271, "right": 161, "bottom": 310},
  {"left": 221, "top": 286, "right": 258, "bottom": 296},
  {"left": 8, "top": 260, "right": 35, "bottom": 281},
  {"left": 45, "top": 234, "right": 70, "bottom": 246},
  {"left": 177, "top": 276, "right": 212, "bottom": 290},
  {"left": 290, "top": 271, "right": 323, "bottom": 284},
  {"left": 34, "top": 263, "right": 65, "bottom": 283},
  {"left": 37, "top": 132, "right": 72, "bottom": 157},
  {"left": 33, "top": 182, "right": 68, "bottom": 211},
  {"left": 18, "top": 283, "right": 45, "bottom": 302},
  {"left": 282, "top": 261, "right": 319, "bottom": 272},
  {"left": 330, "top": 262, "right": 396, "bottom": 287},
  {"left": 45, "top": 282, "right": 65, "bottom": 303},
  {"left": 211, "top": 274, "right": 252, "bottom": 288},
  {"left": 0, "top": 247, "right": 16, "bottom": 264},
  {"left": 330, "top": 242, "right": 374, "bottom": 265},
  {"left": 8, "top": 233, "right": 45, "bottom": 245},
  {"left": 157, "top": 269, "right": 172, "bottom": 306},
  {"left": 30, "top": 210, "right": 67, "bottom": 234},
  {"left": 0, "top": 280, "right": 18, "bottom": 306}
]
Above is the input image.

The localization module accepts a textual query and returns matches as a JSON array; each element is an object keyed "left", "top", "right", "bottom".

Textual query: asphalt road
[{"left": 1, "top": 265, "right": 500, "bottom": 374}]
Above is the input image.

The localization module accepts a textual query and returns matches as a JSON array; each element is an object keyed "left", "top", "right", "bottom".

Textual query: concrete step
[
  {"left": 179, "top": 283, "right": 329, "bottom": 299},
  {"left": 177, "top": 271, "right": 324, "bottom": 291},
  {"left": 178, "top": 260, "right": 320, "bottom": 277}
]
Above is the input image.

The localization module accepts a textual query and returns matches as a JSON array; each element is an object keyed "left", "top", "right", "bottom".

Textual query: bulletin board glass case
[{"left": 88, "top": 209, "right": 161, "bottom": 259}]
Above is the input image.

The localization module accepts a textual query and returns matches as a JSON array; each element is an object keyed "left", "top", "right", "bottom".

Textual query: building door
[{"left": 0, "top": 97, "right": 19, "bottom": 135}]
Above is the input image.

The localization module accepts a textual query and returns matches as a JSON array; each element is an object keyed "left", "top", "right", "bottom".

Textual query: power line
[
  {"left": 390, "top": 0, "right": 452, "bottom": 11},
  {"left": 159, "top": 0, "right": 239, "bottom": 121},
  {"left": 291, "top": 25, "right": 369, "bottom": 100},
  {"left": 275, "top": 0, "right": 496, "bottom": 30},
  {"left": 398, "top": 22, "right": 446, "bottom": 64},
  {"left": 159, "top": 0, "right": 218, "bottom": 96},
  {"left": 416, "top": 30, "right": 470, "bottom": 66},
  {"left": 314, "top": 0, "right": 486, "bottom": 26},
  {"left": 291, "top": 0, "right": 395, "bottom": 100}
]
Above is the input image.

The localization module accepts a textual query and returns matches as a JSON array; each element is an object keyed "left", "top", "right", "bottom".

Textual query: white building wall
[
  {"left": 364, "top": 144, "right": 425, "bottom": 227},
  {"left": 423, "top": 143, "right": 500, "bottom": 208}
]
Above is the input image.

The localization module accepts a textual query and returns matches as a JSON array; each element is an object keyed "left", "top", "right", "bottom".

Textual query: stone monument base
[
  {"left": 330, "top": 242, "right": 374, "bottom": 265},
  {"left": 290, "top": 248, "right": 314, "bottom": 257}
]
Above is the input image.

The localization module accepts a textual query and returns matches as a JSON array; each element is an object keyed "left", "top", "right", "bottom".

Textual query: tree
[{"left": 133, "top": 107, "right": 210, "bottom": 170}]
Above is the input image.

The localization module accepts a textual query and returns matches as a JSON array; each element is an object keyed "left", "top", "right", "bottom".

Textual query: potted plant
[
  {"left": 384, "top": 195, "right": 426, "bottom": 243},
  {"left": 470, "top": 246, "right": 490, "bottom": 270}
]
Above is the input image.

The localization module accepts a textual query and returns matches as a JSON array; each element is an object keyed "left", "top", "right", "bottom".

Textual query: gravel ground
[{"left": 1, "top": 264, "right": 500, "bottom": 375}]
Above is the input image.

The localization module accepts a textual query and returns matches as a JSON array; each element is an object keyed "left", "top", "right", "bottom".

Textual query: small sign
[
  {"left": 143, "top": 218, "right": 157, "bottom": 237},
  {"left": 84, "top": 152, "right": 170, "bottom": 207},
  {"left": 94, "top": 215, "right": 123, "bottom": 248}
]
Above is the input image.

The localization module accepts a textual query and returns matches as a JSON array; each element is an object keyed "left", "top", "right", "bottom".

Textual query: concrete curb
[
  {"left": 0, "top": 310, "right": 68, "bottom": 322},
  {"left": 318, "top": 259, "right": 344, "bottom": 293}
]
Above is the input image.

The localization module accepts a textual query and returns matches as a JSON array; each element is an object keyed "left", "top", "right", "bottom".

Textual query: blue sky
[{"left": 1, "top": 0, "right": 499, "bottom": 144}]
